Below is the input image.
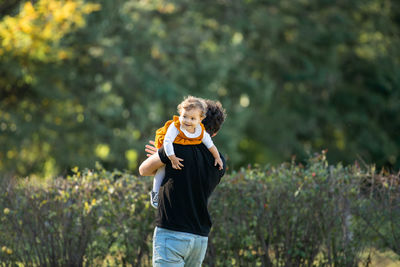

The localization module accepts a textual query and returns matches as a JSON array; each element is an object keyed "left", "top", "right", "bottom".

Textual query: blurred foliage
[
  {"left": 0, "top": 0, "right": 100, "bottom": 61},
  {"left": 1, "top": 153, "right": 399, "bottom": 266},
  {"left": 0, "top": 0, "right": 400, "bottom": 177}
]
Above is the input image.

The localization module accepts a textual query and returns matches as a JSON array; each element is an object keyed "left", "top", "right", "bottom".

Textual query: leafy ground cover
[{"left": 1, "top": 152, "right": 399, "bottom": 266}]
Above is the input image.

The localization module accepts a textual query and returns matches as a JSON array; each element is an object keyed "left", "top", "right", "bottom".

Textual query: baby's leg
[{"left": 152, "top": 166, "right": 165, "bottom": 193}]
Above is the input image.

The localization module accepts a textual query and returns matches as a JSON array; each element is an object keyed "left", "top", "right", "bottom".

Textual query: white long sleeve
[
  {"left": 163, "top": 123, "right": 179, "bottom": 156},
  {"left": 202, "top": 131, "right": 214, "bottom": 149},
  {"left": 163, "top": 121, "right": 213, "bottom": 156}
]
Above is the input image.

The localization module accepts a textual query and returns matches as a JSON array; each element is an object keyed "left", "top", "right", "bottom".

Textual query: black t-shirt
[{"left": 156, "top": 143, "right": 226, "bottom": 236}]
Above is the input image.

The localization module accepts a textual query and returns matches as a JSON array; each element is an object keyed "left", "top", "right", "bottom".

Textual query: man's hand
[
  {"left": 145, "top": 140, "right": 158, "bottom": 157},
  {"left": 214, "top": 157, "right": 223, "bottom": 170},
  {"left": 168, "top": 154, "right": 184, "bottom": 170}
]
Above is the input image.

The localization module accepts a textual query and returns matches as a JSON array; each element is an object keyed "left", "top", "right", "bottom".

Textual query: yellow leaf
[{"left": 0, "top": 0, "right": 101, "bottom": 61}]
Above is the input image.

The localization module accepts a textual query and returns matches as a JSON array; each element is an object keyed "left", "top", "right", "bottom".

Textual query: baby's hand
[
  {"left": 168, "top": 154, "right": 184, "bottom": 170},
  {"left": 214, "top": 157, "right": 223, "bottom": 170}
]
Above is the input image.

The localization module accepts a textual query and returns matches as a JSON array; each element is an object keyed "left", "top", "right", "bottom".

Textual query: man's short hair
[{"left": 202, "top": 99, "right": 227, "bottom": 135}]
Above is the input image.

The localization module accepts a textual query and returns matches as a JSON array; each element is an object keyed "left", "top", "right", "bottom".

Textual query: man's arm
[
  {"left": 143, "top": 139, "right": 184, "bottom": 171},
  {"left": 139, "top": 152, "right": 164, "bottom": 176},
  {"left": 145, "top": 140, "right": 158, "bottom": 157}
]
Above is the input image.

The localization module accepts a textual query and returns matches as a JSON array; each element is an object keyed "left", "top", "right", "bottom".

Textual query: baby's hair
[{"left": 177, "top": 96, "right": 207, "bottom": 117}]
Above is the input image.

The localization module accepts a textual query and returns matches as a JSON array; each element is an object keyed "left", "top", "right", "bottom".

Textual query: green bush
[
  {"left": 1, "top": 153, "right": 399, "bottom": 266},
  {"left": 352, "top": 168, "right": 400, "bottom": 258},
  {"left": 206, "top": 152, "right": 365, "bottom": 266},
  {"left": 0, "top": 166, "right": 154, "bottom": 266}
]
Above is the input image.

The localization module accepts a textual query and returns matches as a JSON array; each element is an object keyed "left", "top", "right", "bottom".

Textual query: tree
[{"left": 1, "top": 0, "right": 399, "bottom": 178}]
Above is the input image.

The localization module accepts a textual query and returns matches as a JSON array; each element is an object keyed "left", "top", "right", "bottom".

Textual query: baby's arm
[
  {"left": 202, "top": 132, "right": 223, "bottom": 170},
  {"left": 164, "top": 123, "right": 184, "bottom": 170}
]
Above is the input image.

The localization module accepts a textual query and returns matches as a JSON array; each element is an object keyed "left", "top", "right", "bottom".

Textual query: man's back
[{"left": 156, "top": 143, "right": 226, "bottom": 236}]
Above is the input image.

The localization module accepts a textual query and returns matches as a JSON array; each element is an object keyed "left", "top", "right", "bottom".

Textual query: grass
[{"left": 359, "top": 249, "right": 400, "bottom": 267}]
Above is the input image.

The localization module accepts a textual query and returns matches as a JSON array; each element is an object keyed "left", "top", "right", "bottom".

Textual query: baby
[{"left": 150, "top": 96, "right": 223, "bottom": 208}]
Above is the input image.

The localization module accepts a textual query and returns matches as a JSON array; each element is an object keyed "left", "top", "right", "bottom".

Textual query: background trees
[{"left": 1, "top": 0, "right": 399, "bottom": 177}]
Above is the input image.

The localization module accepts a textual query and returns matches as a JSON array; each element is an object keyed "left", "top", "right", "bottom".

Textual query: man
[{"left": 139, "top": 100, "right": 226, "bottom": 267}]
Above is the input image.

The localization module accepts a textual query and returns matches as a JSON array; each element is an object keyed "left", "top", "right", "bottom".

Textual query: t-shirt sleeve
[
  {"left": 164, "top": 124, "right": 179, "bottom": 156},
  {"left": 158, "top": 146, "right": 170, "bottom": 165},
  {"left": 201, "top": 132, "right": 214, "bottom": 149}
]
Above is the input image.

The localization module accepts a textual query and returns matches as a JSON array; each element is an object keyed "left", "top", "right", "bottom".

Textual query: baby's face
[{"left": 179, "top": 108, "right": 203, "bottom": 133}]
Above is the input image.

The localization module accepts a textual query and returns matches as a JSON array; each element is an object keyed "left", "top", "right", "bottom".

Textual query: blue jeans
[{"left": 153, "top": 227, "right": 208, "bottom": 267}]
